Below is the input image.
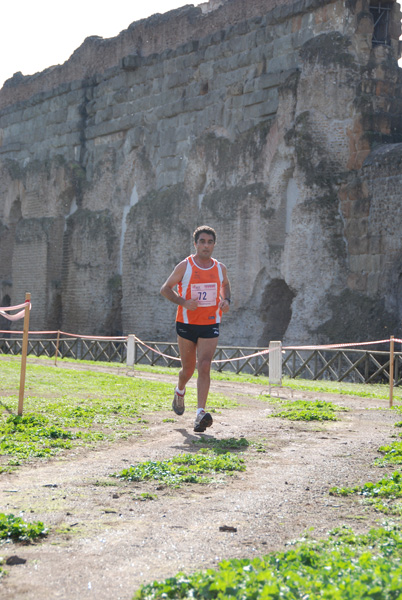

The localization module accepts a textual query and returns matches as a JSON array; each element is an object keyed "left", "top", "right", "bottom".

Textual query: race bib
[{"left": 191, "top": 283, "right": 217, "bottom": 307}]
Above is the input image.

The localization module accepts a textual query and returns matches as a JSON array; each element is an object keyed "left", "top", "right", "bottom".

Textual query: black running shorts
[{"left": 176, "top": 322, "right": 220, "bottom": 343}]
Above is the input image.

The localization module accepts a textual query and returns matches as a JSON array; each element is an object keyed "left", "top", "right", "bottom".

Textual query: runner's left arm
[{"left": 219, "top": 264, "right": 231, "bottom": 313}]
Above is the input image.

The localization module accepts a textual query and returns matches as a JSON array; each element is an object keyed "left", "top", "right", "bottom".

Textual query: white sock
[
  {"left": 176, "top": 387, "right": 185, "bottom": 395},
  {"left": 197, "top": 408, "right": 205, "bottom": 416}
]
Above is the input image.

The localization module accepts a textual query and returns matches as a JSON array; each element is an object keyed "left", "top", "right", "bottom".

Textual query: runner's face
[{"left": 194, "top": 234, "right": 215, "bottom": 259}]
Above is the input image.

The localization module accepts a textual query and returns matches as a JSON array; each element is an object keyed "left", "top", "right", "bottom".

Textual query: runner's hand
[
  {"left": 184, "top": 298, "right": 198, "bottom": 311},
  {"left": 219, "top": 299, "right": 230, "bottom": 313}
]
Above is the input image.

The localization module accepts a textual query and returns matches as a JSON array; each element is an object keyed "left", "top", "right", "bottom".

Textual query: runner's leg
[
  {"left": 177, "top": 335, "right": 197, "bottom": 390},
  {"left": 196, "top": 337, "right": 219, "bottom": 409}
]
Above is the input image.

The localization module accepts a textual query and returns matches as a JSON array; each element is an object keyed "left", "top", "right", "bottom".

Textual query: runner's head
[{"left": 193, "top": 226, "right": 217, "bottom": 244}]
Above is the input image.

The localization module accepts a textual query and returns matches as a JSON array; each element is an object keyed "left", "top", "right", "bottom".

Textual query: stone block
[
  {"left": 347, "top": 236, "right": 369, "bottom": 255},
  {"left": 226, "top": 33, "right": 251, "bottom": 55},
  {"left": 229, "top": 52, "right": 253, "bottom": 71},
  {"left": 366, "top": 272, "right": 380, "bottom": 295},
  {"left": 162, "top": 156, "right": 183, "bottom": 171},
  {"left": 86, "top": 117, "right": 130, "bottom": 141},
  {"left": 226, "top": 81, "right": 244, "bottom": 97},
  {"left": 159, "top": 142, "right": 178, "bottom": 158},
  {"left": 204, "top": 44, "right": 222, "bottom": 62},
  {"left": 155, "top": 170, "right": 181, "bottom": 188},
  {"left": 180, "top": 40, "right": 199, "bottom": 55},
  {"left": 113, "top": 88, "right": 129, "bottom": 105},
  {"left": 180, "top": 52, "right": 200, "bottom": 69},
  {"left": 257, "top": 72, "right": 283, "bottom": 91},
  {"left": 235, "top": 119, "right": 255, "bottom": 134},
  {"left": 182, "top": 95, "right": 207, "bottom": 113},
  {"left": 196, "top": 61, "right": 214, "bottom": 80},
  {"left": 245, "top": 90, "right": 279, "bottom": 118},
  {"left": 120, "top": 54, "right": 142, "bottom": 71},
  {"left": 122, "top": 127, "right": 144, "bottom": 153},
  {"left": 346, "top": 217, "right": 367, "bottom": 237},
  {"left": 112, "top": 103, "right": 130, "bottom": 119},
  {"left": 266, "top": 54, "right": 297, "bottom": 73},
  {"left": 273, "top": 33, "right": 295, "bottom": 56},
  {"left": 95, "top": 107, "right": 113, "bottom": 125},
  {"left": 156, "top": 99, "right": 185, "bottom": 120},
  {"left": 0, "top": 142, "right": 21, "bottom": 154},
  {"left": 46, "top": 109, "right": 68, "bottom": 126},
  {"left": 368, "top": 235, "right": 382, "bottom": 255},
  {"left": 166, "top": 68, "right": 194, "bottom": 89},
  {"left": 243, "top": 78, "right": 257, "bottom": 94},
  {"left": 347, "top": 272, "right": 367, "bottom": 292},
  {"left": 243, "top": 89, "right": 269, "bottom": 107},
  {"left": 212, "top": 57, "right": 231, "bottom": 75}
]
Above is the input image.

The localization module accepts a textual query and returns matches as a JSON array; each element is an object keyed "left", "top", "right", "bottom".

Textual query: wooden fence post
[
  {"left": 389, "top": 335, "right": 395, "bottom": 408},
  {"left": 18, "top": 292, "right": 31, "bottom": 416},
  {"left": 54, "top": 330, "right": 60, "bottom": 366}
]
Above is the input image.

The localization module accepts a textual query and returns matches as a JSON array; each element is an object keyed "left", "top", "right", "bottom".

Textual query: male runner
[{"left": 160, "top": 226, "right": 231, "bottom": 432}]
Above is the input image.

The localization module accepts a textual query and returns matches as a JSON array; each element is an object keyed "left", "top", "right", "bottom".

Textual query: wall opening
[
  {"left": 370, "top": 1, "right": 393, "bottom": 46},
  {"left": 9, "top": 199, "right": 22, "bottom": 224},
  {"left": 259, "top": 279, "right": 295, "bottom": 346}
]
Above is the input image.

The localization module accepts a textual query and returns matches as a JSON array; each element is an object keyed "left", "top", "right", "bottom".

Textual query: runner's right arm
[{"left": 160, "top": 261, "right": 198, "bottom": 311}]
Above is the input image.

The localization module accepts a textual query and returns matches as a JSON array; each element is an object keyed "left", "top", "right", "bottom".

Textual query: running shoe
[
  {"left": 194, "top": 410, "right": 213, "bottom": 432},
  {"left": 172, "top": 389, "right": 185, "bottom": 415}
]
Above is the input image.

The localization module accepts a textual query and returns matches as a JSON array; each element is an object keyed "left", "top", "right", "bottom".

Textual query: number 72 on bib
[{"left": 191, "top": 283, "right": 218, "bottom": 307}]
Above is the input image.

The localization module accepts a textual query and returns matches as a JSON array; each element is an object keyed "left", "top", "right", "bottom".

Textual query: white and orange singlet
[{"left": 176, "top": 255, "right": 224, "bottom": 325}]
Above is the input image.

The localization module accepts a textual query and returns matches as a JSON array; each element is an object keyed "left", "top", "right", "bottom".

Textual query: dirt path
[{"left": 0, "top": 369, "right": 398, "bottom": 600}]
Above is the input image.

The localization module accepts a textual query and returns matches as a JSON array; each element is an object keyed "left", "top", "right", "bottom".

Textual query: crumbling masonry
[{"left": 0, "top": 0, "right": 401, "bottom": 345}]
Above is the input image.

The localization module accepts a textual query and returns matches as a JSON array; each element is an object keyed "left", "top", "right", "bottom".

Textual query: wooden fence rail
[{"left": 1, "top": 336, "right": 401, "bottom": 385}]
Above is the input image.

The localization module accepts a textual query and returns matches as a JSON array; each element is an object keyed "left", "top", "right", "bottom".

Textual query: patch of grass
[
  {"left": 0, "top": 358, "right": 237, "bottom": 465},
  {"left": 0, "top": 413, "right": 77, "bottom": 460},
  {"left": 253, "top": 440, "right": 267, "bottom": 453},
  {"left": 192, "top": 437, "right": 250, "bottom": 454},
  {"left": 133, "top": 493, "right": 158, "bottom": 501},
  {"left": 377, "top": 440, "right": 402, "bottom": 466},
  {"left": 133, "top": 524, "right": 402, "bottom": 599},
  {"left": 8, "top": 355, "right": 400, "bottom": 399},
  {"left": 114, "top": 450, "right": 245, "bottom": 487},
  {"left": 281, "top": 377, "right": 402, "bottom": 402},
  {"left": 330, "top": 471, "right": 402, "bottom": 514},
  {"left": 136, "top": 367, "right": 402, "bottom": 402},
  {"left": 266, "top": 398, "right": 346, "bottom": 421},
  {"left": 0, "top": 513, "right": 48, "bottom": 542}
]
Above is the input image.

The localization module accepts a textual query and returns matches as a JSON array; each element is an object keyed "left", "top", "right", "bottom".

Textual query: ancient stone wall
[{"left": 0, "top": 0, "right": 401, "bottom": 345}]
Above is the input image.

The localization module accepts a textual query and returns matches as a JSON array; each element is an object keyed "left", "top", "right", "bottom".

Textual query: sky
[
  {"left": 1, "top": 1, "right": 401, "bottom": 90},
  {"left": 0, "top": 1, "right": 204, "bottom": 89}
]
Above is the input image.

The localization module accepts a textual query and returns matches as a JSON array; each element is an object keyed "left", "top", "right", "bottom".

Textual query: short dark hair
[{"left": 193, "top": 225, "right": 217, "bottom": 244}]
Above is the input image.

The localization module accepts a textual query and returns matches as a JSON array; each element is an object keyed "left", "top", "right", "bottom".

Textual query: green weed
[
  {"left": 0, "top": 413, "right": 76, "bottom": 459},
  {"left": 266, "top": 398, "right": 346, "bottom": 421},
  {"left": 330, "top": 471, "right": 402, "bottom": 514},
  {"left": 377, "top": 441, "right": 402, "bottom": 466},
  {"left": 0, "top": 513, "right": 48, "bottom": 542},
  {"left": 192, "top": 437, "right": 250, "bottom": 454},
  {"left": 114, "top": 450, "right": 245, "bottom": 487},
  {"left": 133, "top": 523, "right": 402, "bottom": 599},
  {"left": 134, "top": 493, "right": 158, "bottom": 501}
]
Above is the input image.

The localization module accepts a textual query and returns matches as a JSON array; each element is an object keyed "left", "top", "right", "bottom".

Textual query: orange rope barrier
[{"left": 0, "top": 329, "right": 400, "bottom": 367}]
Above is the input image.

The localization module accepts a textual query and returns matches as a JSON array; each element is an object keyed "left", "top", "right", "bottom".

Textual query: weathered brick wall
[{"left": 0, "top": 0, "right": 401, "bottom": 344}]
